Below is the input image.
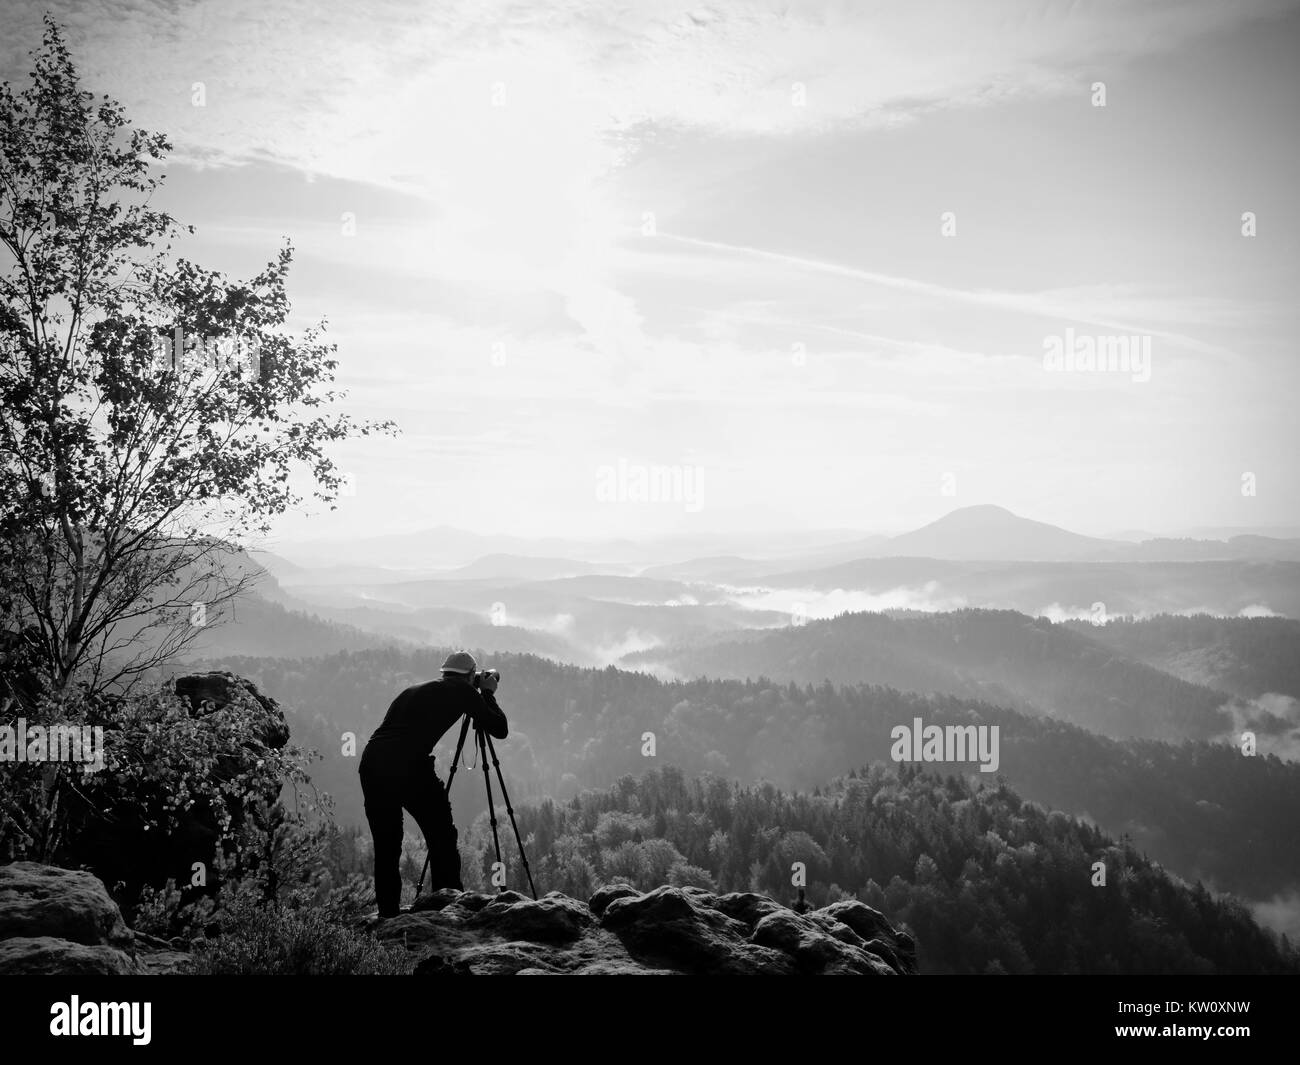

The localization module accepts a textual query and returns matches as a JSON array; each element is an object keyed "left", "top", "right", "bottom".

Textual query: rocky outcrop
[
  {"left": 0, "top": 862, "right": 916, "bottom": 976},
  {"left": 0, "top": 862, "right": 191, "bottom": 975},
  {"left": 173, "top": 671, "right": 290, "bottom": 749},
  {"left": 380, "top": 884, "right": 916, "bottom": 975},
  {"left": 61, "top": 671, "right": 290, "bottom": 905}
]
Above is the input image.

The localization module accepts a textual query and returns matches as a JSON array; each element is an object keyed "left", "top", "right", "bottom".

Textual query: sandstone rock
[
  {"left": 134, "top": 946, "right": 193, "bottom": 975},
  {"left": 0, "top": 936, "right": 138, "bottom": 975},
  {"left": 807, "top": 911, "right": 868, "bottom": 947},
  {"left": 819, "top": 898, "right": 898, "bottom": 941},
  {"left": 0, "top": 862, "right": 192, "bottom": 975},
  {"left": 0, "top": 863, "right": 915, "bottom": 976},
  {"left": 599, "top": 885, "right": 793, "bottom": 975},
  {"left": 390, "top": 883, "right": 916, "bottom": 976},
  {"left": 416, "top": 939, "right": 561, "bottom": 976},
  {"left": 467, "top": 892, "right": 592, "bottom": 943},
  {"left": 0, "top": 863, "right": 133, "bottom": 950},
  {"left": 588, "top": 882, "right": 640, "bottom": 915},
  {"left": 713, "top": 891, "right": 786, "bottom": 926},
  {"left": 410, "top": 887, "right": 462, "bottom": 913},
  {"left": 819, "top": 898, "right": 918, "bottom": 974},
  {"left": 751, "top": 909, "right": 895, "bottom": 975},
  {"left": 174, "top": 672, "right": 290, "bottom": 749}
]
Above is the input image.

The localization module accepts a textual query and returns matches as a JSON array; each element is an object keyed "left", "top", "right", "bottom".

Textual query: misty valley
[{"left": 122, "top": 503, "right": 1300, "bottom": 975}]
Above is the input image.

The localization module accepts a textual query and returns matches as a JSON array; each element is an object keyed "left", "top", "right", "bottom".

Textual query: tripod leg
[
  {"left": 483, "top": 733, "right": 538, "bottom": 900},
  {"left": 443, "top": 712, "right": 473, "bottom": 794},
  {"left": 416, "top": 712, "right": 474, "bottom": 900},
  {"left": 478, "top": 728, "right": 504, "bottom": 888}
]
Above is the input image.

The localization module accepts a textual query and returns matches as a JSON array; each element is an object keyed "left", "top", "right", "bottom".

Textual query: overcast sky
[{"left": 4, "top": 0, "right": 1298, "bottom": 544}]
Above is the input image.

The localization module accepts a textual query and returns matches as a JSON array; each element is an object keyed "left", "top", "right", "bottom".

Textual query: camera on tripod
[{"left": 417, "top": 664, "right": 537, "bottom": 901}]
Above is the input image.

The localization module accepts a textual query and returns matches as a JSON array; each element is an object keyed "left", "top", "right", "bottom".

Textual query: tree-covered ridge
[
  {"left": 1065, "top": 613, "right": 1300, "bottom": 701},
  {"left": 627, "top": 608, "right": 1236, "bottom": 740},
  {"left": 497, "top": 765, "right": 1298, "bottom": 974},
  {"left": 195, "top": 646, "right": 1300, "bottom": 903}
]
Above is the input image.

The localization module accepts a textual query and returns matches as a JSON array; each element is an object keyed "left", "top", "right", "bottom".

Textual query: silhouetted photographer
[{"left": 359, "top": 650, "right": 508, "bottom": 919}]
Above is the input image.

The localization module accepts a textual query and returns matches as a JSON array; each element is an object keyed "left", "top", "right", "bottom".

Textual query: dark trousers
[{"left": 360, "top": 756, "right": 462, "bottom": 917}]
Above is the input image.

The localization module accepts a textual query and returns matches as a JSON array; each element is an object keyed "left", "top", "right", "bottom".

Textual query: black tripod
[{"left": 414, "top": 712, "right": 537, "bottom": 901}]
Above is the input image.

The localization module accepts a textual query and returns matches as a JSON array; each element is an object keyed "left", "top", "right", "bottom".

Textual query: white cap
[{"left": 440, "top": 650, "right": 477, "bottom": 674}]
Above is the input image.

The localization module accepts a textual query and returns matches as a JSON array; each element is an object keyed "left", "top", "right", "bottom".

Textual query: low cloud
[
  {"left": 1251, "top": 890, "right": 1300, "bottom": 940},
  {"left": 723, "top": 582, "right": 968, "bottom": 618},
  {"left": 1236, "top": 604, "right": 1281, "bottom": 618},
  {"left": 1215, "top": 693, "right": 1300, "bottom": 762},
  {"left": 591, "top": 629, "right": 661, "bottom": 666}
]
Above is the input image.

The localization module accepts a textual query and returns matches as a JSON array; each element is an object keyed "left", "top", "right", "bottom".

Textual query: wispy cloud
[
  {"left": 654, "top": 232, "right": 1237, "bottom": 356},
  {"left": 7, "top": 0, "right": 1290, "bottom": 184}
]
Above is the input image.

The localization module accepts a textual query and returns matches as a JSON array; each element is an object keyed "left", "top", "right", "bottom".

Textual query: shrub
[
  {"left": 191, "top": 897, "right": 412, "bottom": 975},
  {"left": 129, "top": 802, "right": 377, "bottom": 937}
]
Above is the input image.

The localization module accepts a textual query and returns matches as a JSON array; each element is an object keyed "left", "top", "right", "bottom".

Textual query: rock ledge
[{"left": 379, "top": 884, "right": 916, "bottom": 975}]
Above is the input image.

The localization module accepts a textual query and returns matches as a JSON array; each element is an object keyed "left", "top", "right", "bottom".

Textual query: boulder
[
  {"left": 713, "top": 891, "right": 786, "bottom": 926},
  {"left": 588, "top": 882, "right": 640, "bottom": 916},
  {"left": 750, "top": 909, "right": 895, "bottom": 975},
  {"left": 468, "top": 892, "right": 592, "bottom": 943},
  {"left": 0, "top": 937, "right": 138, "bottom": 975},
  {"left": 598, "top": 885, "right": 793, "bottom": 975},
  {"left": 819, "top": 898, "right": 918, "bottom": 974},
  {"left": 0, "top": 862, "right": 133, "bottom": 949},
  {"left": 0, "top": 862, "right": 191, "bottom": 975}
]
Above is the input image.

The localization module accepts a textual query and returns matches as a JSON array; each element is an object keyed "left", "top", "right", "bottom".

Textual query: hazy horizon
[{"left": 259, "top": 504, "right": 1300, "bottom": 557}]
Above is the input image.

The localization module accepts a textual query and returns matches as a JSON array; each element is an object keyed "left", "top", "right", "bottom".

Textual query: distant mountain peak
[
  {"left": 930, "top": 504, "right": 1019, "bottom": 523},
  {"left": 882, "top": 505, "right": 1117, "bottom": 561}
]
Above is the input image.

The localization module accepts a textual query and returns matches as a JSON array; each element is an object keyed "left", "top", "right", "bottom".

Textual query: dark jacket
[{"left": 360, "top": 678, "right": 508, "bottom": 774}]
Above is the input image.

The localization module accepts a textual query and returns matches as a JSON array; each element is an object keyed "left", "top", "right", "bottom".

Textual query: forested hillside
[
  {"left": 1064, "top": 614, "right": 1300, "bottom": 701},
  {"left": 183, "top": 598, "right": 399, "bottom": 659},
  {"left": 625, "top": 609, "right": 1236, "bottom": 741},
  {"left": 484, "top": 765, "right": 1298, "bottom": 974},
  {"left": 189, "top": 647, "right": 1300, "bottom": 904}
]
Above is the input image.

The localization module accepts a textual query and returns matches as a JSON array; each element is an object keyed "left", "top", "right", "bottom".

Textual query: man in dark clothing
[{"left": 359, "top": 650, "right": 508, "bottom": 918}]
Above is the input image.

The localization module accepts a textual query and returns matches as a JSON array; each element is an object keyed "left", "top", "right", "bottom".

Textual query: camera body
[{"left": 473, "top": 668, "right": 500, "bottom": 689}]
